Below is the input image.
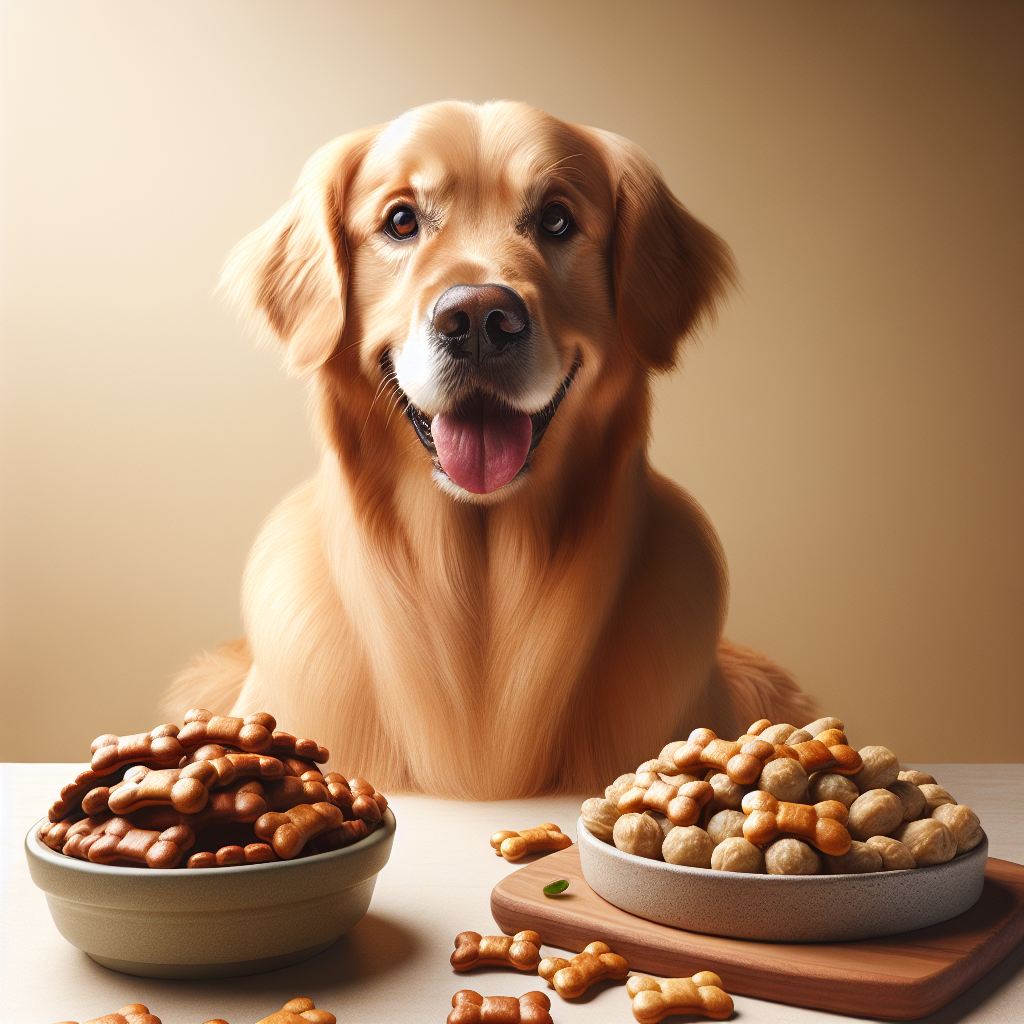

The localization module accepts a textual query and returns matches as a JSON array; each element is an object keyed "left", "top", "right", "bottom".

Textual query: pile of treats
[
  {"left": 38, "top": 709, "right": 387, "bottom": 869},
  {"left": 448, "top": 928, "right": 733, "bottom": 1022},
  {"left": 581, "top": 716, "right": 983, "bottom": 873}
]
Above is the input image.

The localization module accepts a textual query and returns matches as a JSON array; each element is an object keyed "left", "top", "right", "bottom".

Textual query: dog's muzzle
[{"left": 384, "top": 283, "right": 580, "bottom": 496}]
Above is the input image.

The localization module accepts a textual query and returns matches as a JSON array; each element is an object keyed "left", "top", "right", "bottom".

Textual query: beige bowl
[
  {"left": 577, "top": 817, "right": 987, "bottom": 942},
  {"left": 25, "top": 808, "right": 395, "bottom": 978}
]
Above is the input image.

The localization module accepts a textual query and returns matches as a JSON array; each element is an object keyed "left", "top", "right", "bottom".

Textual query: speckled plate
[
  {"left": 26, "top": 808, "right": 396, "bottom": 978},
  {"left": 577, "top": 817, "right": 988, "bottom": 942}
]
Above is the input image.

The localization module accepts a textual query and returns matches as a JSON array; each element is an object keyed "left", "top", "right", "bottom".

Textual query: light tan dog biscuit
[
  {"left": 618, "top": 778, "right": 714, "bottom": 826},
  {"left": 537, "top": 941, "right": 629, "bottom": 997},
  {"left": 626, "top": 972, "right": 734, "bottom": 1022},
  {"left": 490, "top": 824, "right": 571, "bottom": 862}
]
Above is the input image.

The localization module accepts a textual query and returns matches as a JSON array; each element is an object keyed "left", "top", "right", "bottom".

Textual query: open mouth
[{"left": 381, "top": 354, "right": 581, "bottom": 495}]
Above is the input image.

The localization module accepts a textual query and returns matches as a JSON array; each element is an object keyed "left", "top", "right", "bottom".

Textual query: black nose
[{"left": 431, "top": 284, "right": 530, "bottom": 364}]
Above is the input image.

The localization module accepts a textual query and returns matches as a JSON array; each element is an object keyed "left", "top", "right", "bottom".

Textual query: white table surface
[{"left": 2, "top": 763, "right": 1021, "bottom": 1024}]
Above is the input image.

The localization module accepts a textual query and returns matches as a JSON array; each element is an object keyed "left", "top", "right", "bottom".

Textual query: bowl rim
[
  {"left": 26, "top": 806, "right": 396, "bottom": 878},
  {"left": 576, "top": 815, "right": 988, "bottom": 883}
]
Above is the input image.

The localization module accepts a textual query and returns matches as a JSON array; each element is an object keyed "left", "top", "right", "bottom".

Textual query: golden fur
[{"left": 162, "top": 101, "right": 815, "bottom": 797}]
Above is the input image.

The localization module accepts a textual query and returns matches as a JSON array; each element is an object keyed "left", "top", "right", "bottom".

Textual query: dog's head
[{"left": 224, "top": 101, "right": 734, "bottom": 503}]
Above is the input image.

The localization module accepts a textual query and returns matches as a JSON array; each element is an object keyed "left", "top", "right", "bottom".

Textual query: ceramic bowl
[
  {"left": 577, "top": 817, "right": 987, "bottom": 942},
  {"left": 25, "top": 808, "right": 396, "bottom": 978}
]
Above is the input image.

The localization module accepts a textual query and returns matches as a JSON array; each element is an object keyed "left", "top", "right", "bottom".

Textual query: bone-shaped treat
[
  {"left": 38, "top": 817, "right": 77, "bottom": 850},
  {"left": 617, "top": 779, "right": 714, "bottom": 826},
  {"left": 199, "top": 996, "right": 336, "bottom": 1024},
  {"left": 64, "top": 816, "right": 195, "bottom": 868},
  {"left": 490, "top": 824, "right": 572, "bottom": 862},
  {"left": 267, "top": 730, "right": 330, "bottom": 764},
  {"left": 130, "top": 780, "right": 267, "bottom": 833},
  {"left": 98, "top": 762, "right": 230, "bottom": 816},
  {"left": 196, "top": 752, "right": 286, "bottom": 785},
  {"left": 349, "top": 776, "right": 388, "bottom": 823},
  {"left": 187, "top": 842, "right": 277, "bottom": 868},
  {"left": 52, "top": 1003, "right": 162, "bottom": 1024},
  {"left": 90, "top": 725, "right": 186, "bottom": 775},
  {"left": 741, "top": 790, "right": 852, "bottom": 855},
  {"left": 785, "top": 738, "right": 862, "bottom": 776},
  {"left": 321, "top": 772, "right": 353, "bottom": 812},
  {"left": 177, "top": 708, "right": 277, "bottom": 753},
  {"left": 451, "top": 930, "right": 543, "bottom": 971},
  {"left": 308, "top": 818, "right": 370, "bottom": 853},
  {"left": 537, "top": 941, "right": 629, "bottom": 998},
  {"left": 279, "top": 755, "right": 322, "bottom": 778},
  {"left": 671, "top": 729, "right": 780, "bottom": 785},
  {"left": 253, "top": 997, "right": 337, "bottom": 1024},
  {"left": 60, "top": 814, "right": 116, "bottom": 856},
  {"left": 254, "top": 801, "right": 343, "bottom": 858},
  {"left": 626, "top": 973, "right": 734, "bottom": 1022},
  {"left": 745, "top": 720, "right": 859, "bottom": 774},
  {"left": 447, "top": 990, "right": 552, "bottom": 1024},
  {"left": 48, "top": 767, "right": 129, "bottom": 822},
  {"left": 259, "top": 774, "right": 330, "bottom": 810}
]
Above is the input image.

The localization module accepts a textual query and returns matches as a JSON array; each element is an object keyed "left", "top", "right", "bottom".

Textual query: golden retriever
[{"left": 163, "top": 100, "right": 815, "bottom": 797}]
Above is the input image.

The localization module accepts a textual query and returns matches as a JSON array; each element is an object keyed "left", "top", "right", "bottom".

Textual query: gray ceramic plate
[
  {"left": 26, "top": 808, "right": 396, "bottom": 978},
  {"left": 577, "top": 816, "right": 987, "bottom": 942}
]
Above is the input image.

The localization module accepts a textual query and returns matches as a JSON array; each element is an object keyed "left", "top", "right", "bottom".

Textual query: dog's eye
[
  {"left": 540, "top": 203, "right": 572, "bottom": 237},
  {"left": 385, "top": 206, "right": 418, "bottom": 239}
]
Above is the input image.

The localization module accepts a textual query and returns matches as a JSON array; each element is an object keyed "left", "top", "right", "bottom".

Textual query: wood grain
[{"left": 490, "top": 845, "right": 1024, "bottom": 1020}]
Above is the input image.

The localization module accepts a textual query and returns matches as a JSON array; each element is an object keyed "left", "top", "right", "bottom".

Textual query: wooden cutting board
[{"left": 490, "top": 845, "right": 1023, "bottom": 1020}]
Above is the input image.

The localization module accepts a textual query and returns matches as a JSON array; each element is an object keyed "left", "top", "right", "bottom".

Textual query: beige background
[{"left": 1, "top": 0, "right": 1020, "bottom": 764}]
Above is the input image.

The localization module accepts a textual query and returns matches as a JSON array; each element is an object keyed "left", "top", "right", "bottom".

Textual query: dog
[{"left": 163, "top": 100, "right": 816, "bottom": 797}]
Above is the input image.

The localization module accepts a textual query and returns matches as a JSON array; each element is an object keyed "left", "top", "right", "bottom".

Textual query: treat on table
[
  {"left": 39, "top": 711, "right": 387, "bottom": 868},
  {"left": 451, "top": 930, "right": 543, "bottom": 971},
  {"left": 490, "top": 824, "right": 572, "bottom": 862},
  {"left": 202, "top": 996, "right": 336, "bottom": 1024},
  {"left": 580, "top": 715, "right": 983, "bottom": 874},
  {"left": 627, "top": 972, "right": 734, "bottom": 1022},
  {"left": 537, "top": 940, "right": 629, "bottom": 998},
  {"left": 447, "top": 990, "right": 552, "bottom": 1024},
  {"left": 52, "top": 1004, "right": 160, "bottom": 1024}
]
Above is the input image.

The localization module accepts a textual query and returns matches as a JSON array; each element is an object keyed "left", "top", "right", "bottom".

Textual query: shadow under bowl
[
  {"left": 577, "top": 816, "right": 987, "bottom": 942},
  {"left": 25, "top": 808, "right": 396, "bottom": 978}
]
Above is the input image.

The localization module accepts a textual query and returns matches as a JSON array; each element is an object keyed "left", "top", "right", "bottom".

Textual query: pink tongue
[{"left": 432, "top": 400, "right": 533, "bottom": 494}]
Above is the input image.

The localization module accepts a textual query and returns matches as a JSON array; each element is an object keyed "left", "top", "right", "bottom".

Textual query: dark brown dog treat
[
  {"left": 268, "top": 730, "right": 330, "bottom": 764},
  {"left": 254, "top": 802, "right": 344, "bottom": 858},
  {"left": 448, "top": 990, "right": 551, "bottom": 1024},
  {"left": 186, "top": 842, "right": 276, "bottom": 868},
  {"left": 279, "top": 755, "right": 321, "bottom": 778},
  {"left": 38, "top": 818, "right": 77, "bottom": 850},
  {"left": 349, "top": 777, "right": 387, "bottom": 824},
  {"left": 322, "top": 773, "right": 354, "bottom": 813},
  {"left": 131, "top": 779, "right": 268, "bottom": 834},
  {"left": 90, "top": 726, "right": 187, "bottom": 775},
  {"left": 308, "top": 819, "right": 370, "bottom": 853},
  {"left": 65, "top": 816, "right": 195, "bottom": 868},
  {"left": 261, "top": 774, "right": 330, "bottom": 811},
  {"left": 177, "top": 708, "right": 276, "bottom": 753},
  {"left": 61, "top": 815, "right": 116, "bottom": 857},
  {"left": 48, "top": 766, "right": 129, "bottom": 822}
]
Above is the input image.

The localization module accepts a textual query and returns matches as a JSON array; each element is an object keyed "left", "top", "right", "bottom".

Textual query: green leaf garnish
[{"left": 543, "top": 879, "right": 570, "bottom": 896}]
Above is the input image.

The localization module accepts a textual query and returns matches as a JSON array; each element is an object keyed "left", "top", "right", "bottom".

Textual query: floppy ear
[
  {"left": 220, "top": 127, "right": 379, "bottom": 375},
  {"left": 601, "top": 132, "right": 736, "bottom": 370}
]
